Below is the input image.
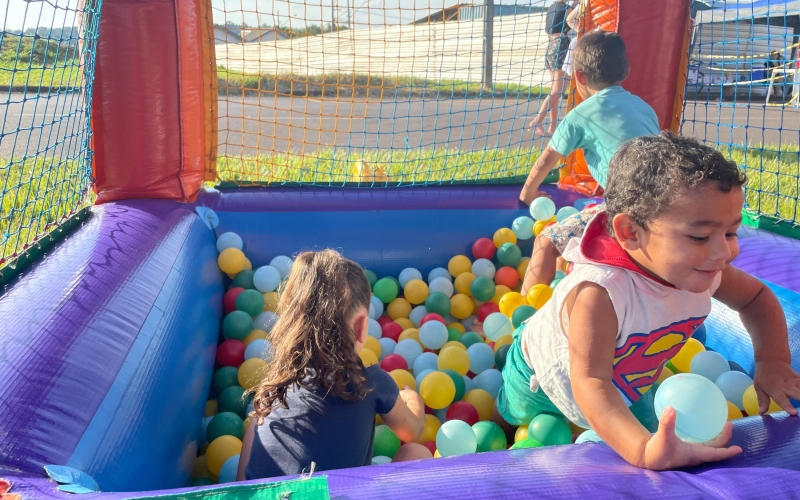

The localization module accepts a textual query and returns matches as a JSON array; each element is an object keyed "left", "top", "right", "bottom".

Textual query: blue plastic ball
[
  {"left": 483, "top": 312, "right": 513, "bottom": 341},
  {"left": 474, "top": 368, "right": 503, "bottom": 398},
  {"left": 436, "top": 420, "right": 478, "bottom": 456},
  {"left": 413, "top": 352, "right": 440, "bottom": 374},
  {"left": 463, "top": 374, "right": 476, "bottom": 393},
  {"left": 530, "top": 197, "right": 556, "bottom": 221},
  {"left": 654, "top": 373, "right": 728, "bottom": 443},
  {"left": 575, "top": 429, "right": 604, "bottom": 444},
  {"left": 415, "top": 368, "right": 436, "bottom": 388},
  {"left": 573, "top": 198, "right": 602, "bottom": 211},
  {"left": 692, "top": 324, "right": 707, "bottom": 345},
  {"left": 429, "top": 277, "right": 454, "bottom": 297},
  {"left": 554, "top": 270, "right": 566, "bottom": 280},
  {"left": 715, "top": 371, "right": 754, "bottom": 410},
  {"left": 690, "top": 350, "right": 730, "bottom": 382},
  {"left": 253, "top": 265, "right": 281, "bottom": 293},
  {"left": 218, "top": 454, "right": 240, "bottom": 483},
  {"left": 253, "top": 311, "right": 278, "bottom": 332},
  {"left": 201, "top": 416, "right": 213, "bottom": 445},
  {"left": 372, "top": 455, "right": 392, "bottom": 465},
  {"left": 244, "top": 339, "right": 273, "bottom": 362},
  {"left": 370, "top": 296, "right": 384, "bottom": 319},
  {"left": 368, "top": 318, "right": 382, "bottom": 339},
  {"left": 399, "top": 268, "right": 423, "bottom": 288},
  {"left": 378, "top": 338, "right": 397, "bottom": 360},
  {"left": 419, "top": 321, "right": 448, "bottom": 350},
  {"left": 460, "top": 315, "right": 476, "bottom": 329},
  {"left": 512, "top": 216, "right": 535, "bottom": 240},
  {"left": 434, "top": 406, "right": 449, "bottom": 424},
  {"left": 472, "top": 259, "right": 496, "bottom": 279},
  {"left": 216, "top": 232, "right": 244, "bottom": 253},
  {"left": 556, "top": 206, "right": 579, "bottom": 222},
  {"left": 395, "top": 339, "right": 423, "bottom": 366},
  {"left": 466, "top": 342, "right": 495, "bottom": 374},
  {"left": 269, "top": 255, "right": 293, "bottom": 279},
  {"left": 409, "top": 306, "right": 428, "bottom": 328},
  {"left": 728, "top": 360, "right": 747, "bottom": 373},
  {"left": 428, "top": 267, "right": 452, "bottom": 283}
]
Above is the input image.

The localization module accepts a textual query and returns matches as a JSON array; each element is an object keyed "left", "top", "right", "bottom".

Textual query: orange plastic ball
[{"left": 494, "top": 266, "right": 520, "bottom": 289}]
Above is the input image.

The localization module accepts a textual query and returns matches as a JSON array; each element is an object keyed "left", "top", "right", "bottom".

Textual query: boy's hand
[
  {"left": 753, "top": 361, "right": 800, "bottom": 415},
  {"left": 519, "top": 184, "right": 549, "bottom": 205},
  {"left": 643, "top": 407, "right": 742, "bottom": 470},
  {"left": 469, "top": 320, "right": 485, "bottom": 337}
]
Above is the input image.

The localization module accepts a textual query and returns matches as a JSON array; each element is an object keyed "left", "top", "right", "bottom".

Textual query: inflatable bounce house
[{"left": 2, "top": 0, "right": 800, "bottom": 498}]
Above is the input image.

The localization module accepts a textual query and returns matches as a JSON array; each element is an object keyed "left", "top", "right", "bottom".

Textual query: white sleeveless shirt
[{"left": 521, "top": 212, "right": 721, "bottom": 428}]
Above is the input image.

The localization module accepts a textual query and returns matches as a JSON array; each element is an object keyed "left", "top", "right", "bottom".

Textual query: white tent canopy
[{"left": 697, "top": 0, "right": 800, "bottom": 23}]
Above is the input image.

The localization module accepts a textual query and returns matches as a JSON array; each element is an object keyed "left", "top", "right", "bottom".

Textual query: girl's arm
[
  {"left": 380, "top": 388, "right": 426, "bottom": 443},
  {"left": 566, "top": 0, "right": 582, "bottom": 31},
  {"left": 713, "top": 265, "right": 800, "bottom": 414},
  {"left": 235, "top": 418, "right": 256, "bottom": 481},
  {"left": 568, "top": 282, "right": 741, "bottom": 469}
]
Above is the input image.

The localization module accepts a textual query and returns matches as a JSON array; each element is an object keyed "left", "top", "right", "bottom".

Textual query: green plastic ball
[
  {"left": 365, "top": 269, "right": 378, "bottom": 288},
  {"left": 206, "top": 411, "right": 244, "bottom": 442},
  {"left": 511, "top": 305, "right": 536, "bottom": 328},
  {"left": 222, "top": 311, "right": 254, "bottom": 340},
  {"left": 497, "top": 243, "right": 522, "bottom": 267},
  {"left": 550, "top": 278, "right": 563, "bottom": 289},
  {"left": 495, "top": 344, "right": 511, "bottom": 371},
  {"left": 528, "top": 413, "right": 572, "bottom": 446},
  {"left": 510, "top": 438, "right": 544, "bottom": 450},
  {"left": 470, "top": 276, "right": 496, "bottom": 303},
  {"left": 459, "top": 331, "right": 484, "bottom": 348},
  {"left": 192, "top": 477, "right": 215, "bottom": 487},
  {"left": 211, "top": 366, "right": 240, "bottom": 396},
  {"left": 442, "top": 368, "right": 467, "bottom": 402},
  {"left": 232, "top": 270, "right": 256, "bottom": 290},
  {"left": 373, "top": 278, "right": 399, "bottom": 303},
  {"left": 218, "top": 385, "right": 248, "bottom": 419},
  {"left": 473, "top": 421, "right": 508, "bottom": 452},
  {"left": 236, "top": 289, "right": 265, "bottom": 316},
  {"left": 373, "top": 424, "right": 401, "bottom": 458},
  {"left": 425, "top": 292, "right": 452, "bottom": 317},
  {"left": 447, "top": 328, "right": 462, "bottom": 342}
]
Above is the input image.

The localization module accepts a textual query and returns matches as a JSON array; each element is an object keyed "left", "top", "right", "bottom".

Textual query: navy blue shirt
[{"left": 245, "top": 365, "right": 399, "bottom": 479}]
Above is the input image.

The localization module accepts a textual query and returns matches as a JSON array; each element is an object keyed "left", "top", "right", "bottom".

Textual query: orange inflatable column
[{"left": 91, "top": 0, "right": 216, "bottom": 204}]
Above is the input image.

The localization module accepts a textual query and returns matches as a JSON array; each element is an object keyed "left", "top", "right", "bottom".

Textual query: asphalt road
[{"left": 3, "top": 92, "right": 799, "bottom": 159}]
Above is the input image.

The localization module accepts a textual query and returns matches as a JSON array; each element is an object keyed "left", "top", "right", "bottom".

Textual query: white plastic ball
[
  {"left": 436, "top": 420, "right": 477, "bottom": 456},
  {"left": 575, "top": 430, "right": 604, "bottom": 444},
  {"left": 467, "top": 342, "right": 495, "bottom": 374},
  {"left": 530, "top": 197, "right": 556, "bottom": 221},
  {"left": 428, "top": 267, "right": 452, "bottom": 283},
  {"left": 556, "top": 206, "right": 579, "bottom": 222},
  {"left": 690, "top": 350, "right": 730, "bottom": 382},
  {"left": 269, "top": 255, "right": 293, "bottom": 279},
  {"left": 216, "top": 232, "right": 243, "bottom": 253},
  {"left": 715, "top": 370, "right": 754, "bottom": 410},
  {"left": 253, "top": 265, "right": 281, "bottom": 293},
  {"left": 395, "top": 339, "right": 423, "bottom": 366},
  {"left": 429, "top": 277, "right": 454, "bottom": 297},
  {"left": 368, "top": 319, "right": 382, "bottom": 339},
  {"left": 399, "top": 268, "right": 423, "bottom": 288},
  {"left": 413, "top": 352, "right": 439, "bottom": 375},
  {"left": 244, "top": 339, "right": 274, "bottom": 362},
  {"left": 378, "top": 338, "right": 397, "bottom": 360},
  {"left": 474, "top": 368, "right": 503, "bottom": 398},
  {"left": 483, "top": 312, "right": 513, "bottom": 341},
  {"left": 372, "top": 455, "right": 393, "bottom": 465},
  {"left": 370, "top": 296, "right": 384, "bottom": 318},
  {"left": 512, "top": 216, "right": 534, "bottom": 240},
  {"left": 419, "top": 321, "right": 448, "bottom": 350},
  {"left": 254, "top": 311, "right": 278, "bottom": 332},
  {"left": 471, "top": 259, "right": 496, "bottom": 280},
  {"left": 409, "top": 306, "right": 428, "bottom": 328}
]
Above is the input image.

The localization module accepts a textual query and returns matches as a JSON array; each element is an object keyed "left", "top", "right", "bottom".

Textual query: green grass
[
  {"left": 217, "top": 67, "right": 549, "bottom": 99},
  {"left": 0, "top": 62, "right": 82, "bottom": 89}
]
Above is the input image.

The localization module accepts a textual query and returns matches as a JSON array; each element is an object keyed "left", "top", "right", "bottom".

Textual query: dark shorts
[{"left": 545, "top": 35, "right": 571, "bottom": 71}]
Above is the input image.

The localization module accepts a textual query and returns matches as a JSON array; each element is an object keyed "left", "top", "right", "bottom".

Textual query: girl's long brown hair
[{"left": 250, "top": 249, "right": 372, "bottom": 421}]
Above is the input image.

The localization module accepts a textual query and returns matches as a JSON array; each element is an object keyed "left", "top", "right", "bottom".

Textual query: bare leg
[
  {"left": 530, "top": 69, "right": 560, "bottom": 135},
  {"left": 547, "top": 70, "right": 566, "bottom": 134},
  {"left": 521, "top": 234, "right": 561, "bottom": 296}
]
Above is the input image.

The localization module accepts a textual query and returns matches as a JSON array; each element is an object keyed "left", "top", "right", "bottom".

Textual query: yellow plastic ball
[
  {"left": 727, "top": 401, "right": 744, "bottom": 421},
  {"left": 389, "top": 369, "right": 417, "bottom": 391},
  {"left": 438, "top": 346, "right": 471, "bottom": 375},
  {"left": 447, "top": 322, "right": 466, "bottom": 334},
  {"left": 491, "top": 285, "right": 512, "bottom": 305},
  {"left": 742, "top": 384, "right": 782, "bottom": 415},
  {"left": 364, "top": 336, "right": 382, "bottom": 357},
  {"left": 441, "top": 341, "right": 467, "bottom": 352},
  {"left": 494, "top": 335, "right": 513, "bottom": 352},
  {"left": 514, "top": 425, "right": 529, "bottom": 443},
  {"left": 463, "top": 389, "right": 495, "bottom": 421},
  {"left": 517, "top": 258, "right": 531, "bottom": 280},
  {"left": 192, "top": 455, "right": 212, "bottom": 479},
  {"left": 218, "top": 248, "right": 247, "bottom": 275},
  {"left": 499, "top": 292, "right": 527, "bottom": 317},
  {"left": 359, "top": 348, "right": 379, "bottom": 367},
  {"left": 526, "top": 284, "right": 553, "bottom": 310},
  {"left": 243, "top": 417, "right": 251, "bottom": 432},
  {"left": 569, "top": 421, "right": 587, "bottom": 435},
  {"left": 238, "top": 358, "right": 268, "bottom": 390},
  {"left": 493, "top": 228, "right": 517, "bottom": 248},
  {"left": 418, "top": 414, "right": 441, "bottom": 443},
  {"left": 394, "top": 317, "right": 414, "bottom": 330},
  {"left": 533, "top": 220, "right": 550, "bottom": 237},
  {"left": 262, "top": 292, "right": 279, "bottom": 312},
  {"left": 450, "top": 294, "right": 475, "bottom": 320},
  {"left": 376, "top": 414, "right": 383, "bottom": 425},
  {"left": 388, "top": 298, "right": 412, "bottom": 319},
  {"left": 670, "top": 338, "right": 706, "bottom": 373},
  {"left": 243, "top": 258, "right": 253, "bottom": 271},
  {"left": 420, "top": 371, "right": 456, "bottom": 409},
  {"left": 656, "top": 365, "right": 674, "bottom": 384},
  {"left": 205, "top": 400, "right": 218, "bottom": 417},
  {"left": 399, "top": 328, "right": 421, "bottom": 344},
  {"left": 404, "top": 279, "right": 429, "bottom": 305},
  {"left": 454, "top": 272, "right": 476, "bottom": 296},
  {"left": 206, "top": 435, "right": 243, "bottom": 476},
  {"left": 242, "top": 329, "right": 268, "bottom": 348},
  {"left": 434, "top": 450, "right": 441, "bottom": 458},
  {"left": 448, "top": 255, "right": 472, "bottom": 277}
]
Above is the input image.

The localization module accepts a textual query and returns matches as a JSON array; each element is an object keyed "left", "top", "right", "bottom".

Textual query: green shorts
[{"left": 497, "top": 328, "right": 659, "bottom": 432}]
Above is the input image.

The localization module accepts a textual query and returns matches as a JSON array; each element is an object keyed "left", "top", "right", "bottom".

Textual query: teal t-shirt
[{"left": 549, "top": 86, "right": 660, "bottom": 187}]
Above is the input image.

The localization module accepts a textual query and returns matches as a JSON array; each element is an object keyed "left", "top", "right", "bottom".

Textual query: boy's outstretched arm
[
  {"left": 568, "top": 282, "right": 741, "bottom": 470},
  {"left": 713, "top": 266, "right": 800, "bottom": 414},
  {"left": 520, "top": 146, "right": 563, "bottom": 205}
]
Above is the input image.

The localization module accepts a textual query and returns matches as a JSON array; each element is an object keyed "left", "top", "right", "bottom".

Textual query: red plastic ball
[
  {"left": 566, "top": 262, "right": 574, "bottom": 275},
  {"left": 477, "top": 302, "right": 500, "bottom": 322},
  {"left": 472, "top": 238, "right": 496, "bottom": 260},
  {"left": 223, "top": 287, "right": 245, "bottom": 314},
  {"left": 446, "top": 401, "right": 480, "bottom": 426},
  {"left": 421, "top": 441, "right": 437, "bottom": 455},
  {"left": 380, "top": 354, "right": 408, "bottom": 372},
  {"left": 377, "top": 316, "right": 393, "bottom": 327},
  {"left": 420, "top": 313, "right": 446, "bottom": 326},
  {"left": 425, "top": 406, "right": 435, "bottom": 415},
  {"left": 494, "top": 266, "right": 520, "bottom": 289},
  {"left": 381, "top": 322, "right": 404, "bottom": 342},
  {"left": 217, "top": 339, "right": 245, "bottom": 367},
  {"left": 584, "top": 203, "right": 598, "bottom": 210}
]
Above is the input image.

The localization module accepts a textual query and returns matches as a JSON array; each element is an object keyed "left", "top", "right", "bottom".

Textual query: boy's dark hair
[
  {"left": 573, "top": 30, "right": 629, "bottom": 85},
  {"left": 605, "top": 131, "right": 747, "bottom": 232}
]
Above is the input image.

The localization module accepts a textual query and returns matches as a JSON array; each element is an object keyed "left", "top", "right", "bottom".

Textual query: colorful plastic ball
[
  {"left": 420, "top": 371, "right": 457, "bottom": 409},
  {"left": 530, "top": 197, "right": 556, "bottom": 221},
  {"left": 429, "top": 277, "right": 454, "bottom": 297},
  {"left": 657, "top": 365, "right": 674, "bottom": 384},
  {"left": 393, "top": 442, "right": 434, "bottom": 462},
  {"left": 470, "top": 276, "right": 497, "bottom": 302},
  {"left": 364, "top": 336, "right": 382, "bottom": 358},
  {"left": 459, "top": 331, "right": 484, "bottom": 348},
  {"left": 235, "top": 289, "right": 264, "bottom": 317},
  {"left": 420, "top": 414, "right": 442, "bottom": 443},
  {"left": 729, "top": 360, "right": 747, "bottom": 373},
  {"left": 671, "top": 338, "right": 706, "bottom": 373},
  {"left": 206, "top": 435, "right": 242, "bottom": 476},
  {"left": 399, "top": 268, "right": 424, "bottom": 288},
  {"left": 192, "top": 454, "right": 212, "bottom": 479},
  {"left": 254, "top": 311, "right": 278, "bottom": 332},
  {"left": 217, "top": 339, "right": 245, "bottom": 367},
  {"left": 425, "top": 292, "right": 452, "bottom": 317},
  {"left": 212, "top": 366, "right": 241, "bottom": 396},
  {"left": 471, "top": 238, "right": 495, "bottom": 261},
  {"left": 474, "top": 368, "right": 503, "bottom": 398},
  {"left": 693, "top": 324, "right": 707, "bottom": 345},
  {"left": 232, "top": 270, "right": 256, "bottom": 291},
  {"left": 262, "top": 292, "right": 279, "bottom": 312},
  {"left": 575, "top": 429, "right": 604, "bottom": 444},
  {"left": 415, "top": 368, "right": 436, "bottom": 388},
  {"left": 497, "top": 243, "right": 522, "bottom": 267},
  {"left": 727, "top": 401, "right": 744, "bottom": 420},
  {"left": 517, "top": 259, "right": 530, "bottom": 280},
  {"left": 387, "top": 298, "right": 412, "bottom": 319},
  {"left": 370, "top": 296, "right": 385, "bottom": 319},
  {"left": 493, "top": 228, "right": 517, "bottom": 248},
  {"left": 374, "top": 425, "right": 401, "bottom": 458},
  {"left": 217, "top": 454, "right": 240, "bottom": 483},
  {"left": 395, "top": 318, "right": 414, "bottom": 330},
  {"left": 395, "top": 339, "right": 423, "bottom": 366},
  {"left": 527, "top": 413, "right": 572, "bottom": 446},
  {"left": 654, "top": 373, "right": 728, "bottom": 442},
  {"left": 514, "top": 425, "right": 528, "bottom": 443},
  {"left": 450, "top": 294, "right": 475, "bottom": 319},
  {"left": 238, "top": 358, "right": 268, "bottom": 390},
  {"left": 378, "top": 338, "right": 397, "bottom": 360},
  {"left": 268, "top": 255, "right": 293, "bottom": 279},
  {"left": 222, "top": 311, "right": 253, "bottom": 340},
  {"left": 462, "top": 389, "right": 494, "bottom": 421},
  {"left": 381, "top": 322, "right": 404, "bottom": 342},
  {"left": 438, "top": 346, "right": 471, "bottom": 375},
  {"left": 454, "top": 273, "right": 476, "bottom": 296},
  {"left": 494, "top": 335, "right": 513, "bottom": 352},
  {"left": 360, "top": 348, "right": 379, "bottom": 367},
  {"left": 377, "top": 316, "right": 393, "bottom": 326},
  {"left": 380, "top": 353, "right": 408, "bottom": 372},
  {"left": 216, "top": 232, "right": 244, "bottom": 253},
  {"left": 223, "top": 287, "right": 245, "bottom": 314},
  {"left": 442, "top": 369, "right": 467, "bottom": 402},
  {"left": 483, "top": 312, "right": 513, "bottom": 341},
  {"left": 494, "top": 266, "right": 520, "bottom": 290},
  {"left": 428, "top": 267, "right": 452, "bottom": 283},
  {"left": 556, "top": 206, "right": 579, "bottom": 222},
  {"left": 244, "top": 338, "right": 273, "bottom": 362},
  {"left": 419, "top": 321, "right": 449, "bottom": 350},
  {"left": 372, "top": 455, "right": 392, "bottom": 465},
  {"left": 463, "top": 374, "right": 476, "bottom": 393},
  {"left": 446, "top": 401, "right": 480, "bottom": 426},
  {"left": 690, "top": 350, "right": 730, "bottom": 382},
  {"left": 715, "top": 371, "right": 753, "bottom": 410},
  {"left": 495, "top": 344, "right": 511, "bottom": 370},
  {"left": 218, "top": 248, "right": 248, "bottom": 275},
  {"left": 499, "top": 292, "right": 527, "bottom": 317},
  {"left": 477, "top": 302, "right": 500, "bottom": 322},
  {"left": 447, "top": 328, "right": 462, "bottom": 343},
  {"left": 373, "top": 278, "right": 399, "bottom": 303},
  {"left": 472, "top": 259, "right": 496, "bottom": 280},
  {"left": 409, "top": 306, "right": 429, "bottom": 328},
  {"left": 511, "top": 438, "right": 545, "bottom": 450},
  {"left": 368, "top": 319, "right": 382, "bottom": 339},
  {"left": 511, "top": 305, "right": 536, "bottom": 328},
  {"left": 253, "top": 265, "right": 281, "bottom": 293},
  {"left": 218, "top": 384, "right": 248, "bottom": 419},
  {"left": 365, "top": 269, "right": 378, "bottom": 287},
  {"left": 743, "top": 384, "right": 782, "bottom": 415},
  {"left": 389, "top": 369, "right": 417, "bottom": 391},
  {"left": 207, "top": 412, "right": 244, "bottom": 442},
  {"left": 549, "top": 278, "right": 563, "bottom": 289},
  {"left": 467, "top": 343, "right": 495, "bottom": 374},
  {"left": 205, "top": 400, "right": 218, "bottom": 417},
  {"left": 512, "top": 216, "right": 535, "bottom": 240},
  {"left": 526, "top": 284, "right": 553, "bottom": 310},
  {"left": 448, "top": 255, "right": 472, "bottom": 277},
  {"left": 413, "top": 352, "right": 440, "bottom": 374},
  {"left": 436, "top": 420, "right": 478, "bottom": 456},
  {"left": 533, "top": 220, "right": 549, "bottom": 237},
  {"left": 473, "top": 421, "right": 508, "bottom": 452},
  {"left": 491, "top": 285, "right": 512, "bottom": 304}
]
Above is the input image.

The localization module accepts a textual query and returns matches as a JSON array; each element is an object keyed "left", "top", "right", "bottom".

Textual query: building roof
[{"left": 241, "top": 28, "right": 290, "bottom": 43}]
